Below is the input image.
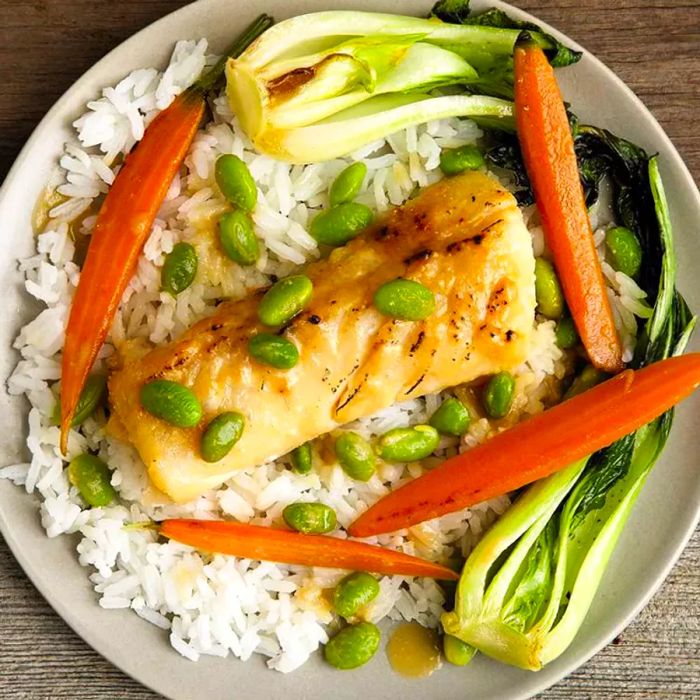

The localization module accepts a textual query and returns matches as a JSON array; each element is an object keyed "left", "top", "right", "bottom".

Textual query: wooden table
[{"left": 0, "top": 1, "right": 698, "bottom": 697}]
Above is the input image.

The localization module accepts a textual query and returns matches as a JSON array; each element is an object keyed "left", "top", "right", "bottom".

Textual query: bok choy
[
  {"left": 441, "top": 134, "right": 695, "bottom": 670},
  {"left": 225, "top": 10, "right": 578, "bottom": 162}
]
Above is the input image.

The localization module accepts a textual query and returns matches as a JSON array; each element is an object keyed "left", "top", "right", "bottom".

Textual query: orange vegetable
[
  {"left": 59, "top": 15, "right": 273, "bottom": 453},
  {"left": 514, "top": 41, "right": 623, "bottom": 373},
  {"left": 160, "top": 519, "right": 458, "bottom": 580},
  {"left": 350, "top": 353, "right": 700, "bottom": 537}
]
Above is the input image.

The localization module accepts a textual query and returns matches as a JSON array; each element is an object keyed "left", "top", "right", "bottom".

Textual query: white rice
[{"left": 3, "top": 38, "right": 650, "bottom": 672}]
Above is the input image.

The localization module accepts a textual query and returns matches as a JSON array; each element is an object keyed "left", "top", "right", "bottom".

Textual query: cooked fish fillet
[{"left": 108, "top": 171, "right": 536, "bottom": 501}]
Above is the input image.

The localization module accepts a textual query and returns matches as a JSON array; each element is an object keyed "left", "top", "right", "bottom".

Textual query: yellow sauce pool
[{"left": 386, "top": 622, "right": 442, "bottom": 679}]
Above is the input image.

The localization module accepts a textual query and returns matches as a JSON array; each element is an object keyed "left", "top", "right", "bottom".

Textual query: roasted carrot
[
  {"left": 59, "top": 15, "right": 273, "bottom": 453},
  {"left": 160, "top": 519, "right": 458, "bottom": 580},
  {"left": 514, "top": 40, "right": 624, "bottom": 373},
  {"left": 349, "top": 353, "right": 700, "bottom": 537}
]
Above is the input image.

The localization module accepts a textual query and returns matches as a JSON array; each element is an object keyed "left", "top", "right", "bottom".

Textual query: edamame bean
[
  {"left": 429, "top": 397, "right": 471, "bottom": 436},
  {"left": 606, "top": 226, "right": 642, "bottom": 278},
  {"left": 218, "top": 210, "right": 259, "bottom": 266},
  {"left": 329, "top": 162, "right": 367, "bottom": 206},
  {"left": 68, "top": 453, "right": 116, "bottom": 507},
  {"left": 373, "top": 278, "right": 435, "bottom": 321},
  {"left": 376, "top": 425, "right": 440, "bottom": 462},
  {"left": 248, "top": 333, "right": 299, "bottom": 369},
  {"left": 200, "top": 412, "right": 245, "bottom": 462},
  {"left": 52, "top": 374, "right": 107, "bottom": 427},
  {"left": 483, "top": 372, "right": 515, "bottom": 419},
  {"left": 564, "top": 365, "right": 608, "bottom": 400},
  {"left": 324, "top": 622, "right": 381, "bottom": 670},
  {"left": 534, "top": 258, "right": 564, "bottom": 319},
  {"left": 283, "top": 502, "right": 337, "bottom": 534},
  {"left": 310, "top": 202, "right": 373, "bottom": 247},
  {"left": 555, "top": 316, "right": 579, "bottom": 349},
  {"left": 335, "top": 432, "right": 376, "bottom": 481},
  {"left": 161, "top": 242, "right": 198, "bottom": 295},
  {"left": 334, "top": 572, "right": 380, "bottom": 620},
  {"left": 443, "top": 634, "right": 476, "bottom": 666},
  {"left": 439, "top": 145, "right": 485, "bottom": 175},
  {"left": 258, "top": 274, "right": 313, "bottom": 326},
  {"left": 214, "top": 154, "right": 257, "bottom": 212},
  {"left": 140, "top": 379, "right": 202, "bottom": 427},
  {"left": 290, "top": 442, "right": 313, "bottom": 474}
]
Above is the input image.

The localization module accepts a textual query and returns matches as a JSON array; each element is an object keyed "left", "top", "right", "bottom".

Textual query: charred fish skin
[{"left": 108, "top": 171, "right": 536, "bottom": 501}]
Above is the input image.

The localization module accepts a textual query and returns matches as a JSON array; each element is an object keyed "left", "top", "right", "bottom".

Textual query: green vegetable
[
  {"left": 441, "top": 151, "right": 695, "bottom": 671},
  {"left": 564, "top": 365, "right": 608, "bottom": 400},
  {"left": 330, "top": 162, "right": 367, "bottom": 206},
  {"left": 258, "top": 275, "right": 313, "bottom": 326},
  {"left": 200, "top": 412, "right": 245, "bottom": 463},
  {"left": 68, "top": 454, "right": 116, "bottom": 508},
  {"left": 283, "top": 502, "right": 337, "bottom": 534},
  {"left": 310, "top": 203, "right": 373, "bottom": 247},
  {"left": 443, "top": 634, "right": 476, "bottom": 666},
  {"left": 324, "top": 622, "right": 381, "bottom": 670},
  {"left": 439, "top": 144, "right": 485, "bottom": 175},
  {"left": 215, "top": 154, "right": 257, "bottom": 212},
  {"left": 606, "top": 226, "right": 643, "bottom": 279},
  {"left": 335, "top": 432, "right": 376, "bottom": 481},
  {"left": 218, "top": 210, "right": 260, "bottom": 266},
  {"left": 534, "top": 258, "right": 564, "bottom": 319},
  {"left": 248, "top": 333, "right": 299, "bottom": 369},
  {"left": 161, "top": 242, "right": 198, "bottom": 295},
  {"left": 52, "top": 374, "right": 107, "bottom": 428},
  {"left": 334, "top": 572, "right": 380, "bottom": 620},
  {"left": 376, "top": 425, "right": 440, "bottom": 462},
  {"left": 290, "top": 442, "right": 314, "bottom": 474},
  {"left": 483, "top": 372, "right": 515, "bottom": 419},
  {"left": 429, "top": 397, "right": 471, "bottom": 436},
  {"left": 555, "top": 316, "right": 578, "bottom": 349},
  {"left": 140, "top": 380, "right": 202, "bottom": 427},
  {"left": 373, "top": 279, "right": 435, "bottom": 321}
]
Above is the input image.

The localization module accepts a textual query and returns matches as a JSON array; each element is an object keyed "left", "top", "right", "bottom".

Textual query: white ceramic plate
[{"left": 1, "top": 1, "right": 698, "bottom": 698}]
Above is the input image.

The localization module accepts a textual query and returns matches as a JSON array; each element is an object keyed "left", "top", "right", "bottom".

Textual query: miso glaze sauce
[{"left": 386, "top": 622, "right": 442, "bottom": 678}]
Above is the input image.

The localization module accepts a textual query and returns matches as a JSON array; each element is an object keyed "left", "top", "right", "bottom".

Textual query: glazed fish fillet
[{"left": 108, "top": 171, "right": 536, "bottom": 501}]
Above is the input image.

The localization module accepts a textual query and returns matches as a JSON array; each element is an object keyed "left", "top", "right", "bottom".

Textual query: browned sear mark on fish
[{"left": 404, "top": 248, "right": 433, "bottom": 266}]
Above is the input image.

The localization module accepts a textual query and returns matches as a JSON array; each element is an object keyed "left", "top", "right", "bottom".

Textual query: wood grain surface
[{"left": 0, "top": 1, "right": 698, "bottom": 698}]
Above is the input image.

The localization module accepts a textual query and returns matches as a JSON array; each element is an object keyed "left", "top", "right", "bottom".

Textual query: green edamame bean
[
  {"left": 218, "top": 210, "right": 259, "bottom": 266},
  {"left": 439, "top": 144, "right": 485, "bottom": 176},
  {"left": 334, "top": 572, "right": 380, "bottom": 620},
  {"left": 606, "top": 226, "right": 642, "bottom": 279},
  {"left": 324, "top": 622, "right": 381, "bottom": 670},
  {"left": 200, "top": 412, "right": 245, "bottom": 463},
  {"left": 564, "top": 365, "right": 608, "bottom": 400},
  {"left": 140, "top": 380, "right": 202, "bottom": 427},
  {"left": 534, "top": 258, "right": 564, "bottom": 320},
  {"left": 443, "top": 634, "right": 476, "bottom": 666},
  {"left": 283, "top": 502, "right": 337, "bottom": 534},
  {"left": 68, "top": 453, "right": 116, "bottom": 507},
  {"left": 52, "top": 374, "right": 107, "bottom": 427},
  {"left": 161, "top": 242, "right": 198, "bottom": 295},
  {"left": 310, "top": 202, "right": 373, "bottom": 247},
  {"left": 483, "top": 372, "right": 515, "bottom": 419},
  {"left": 329, "top": 162, "right": 367, "bottom": 206},
  {"left": 373, "top": 278, "right": 435, "bottom": 321},
  {"left": 335, "top": 432, "right": 376, "bottom": 481},
  {"left": 429, "top": 397, "right": 471, "bottom": 436},
  {"left": 376, "top": 425, "right": 440, "bottom": 462},
  {"left": 248, "top": 333, "right": 299, "bottom": 369},
  {"left": 290, "top": 442, "right": 313, "bottom": 474},
  {"left": 214, "top": 154, "right": 257, "bottom": 212},
  {"left": 258, "top": 275, "right": 313, "bottom": 326},
  {"left": 555, "top": 316, "right": 579, "bottom": 349}
]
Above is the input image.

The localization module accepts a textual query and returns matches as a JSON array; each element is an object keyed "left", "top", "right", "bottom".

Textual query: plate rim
[{"left": 0, "top": 1, "right": 698, "bottom": 699}]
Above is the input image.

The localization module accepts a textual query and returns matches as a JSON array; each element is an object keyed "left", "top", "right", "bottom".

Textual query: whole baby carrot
[{"left": 60, "top": 15, "right": 273, "bottom": 452}]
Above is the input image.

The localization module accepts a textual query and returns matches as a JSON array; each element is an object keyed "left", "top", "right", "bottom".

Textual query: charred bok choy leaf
[
  {"left": 225, "top": 11, "right": 577, "bottom": 162},
  {"left": 442, "top": 142, "right": 695, "bottom": 669}
]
